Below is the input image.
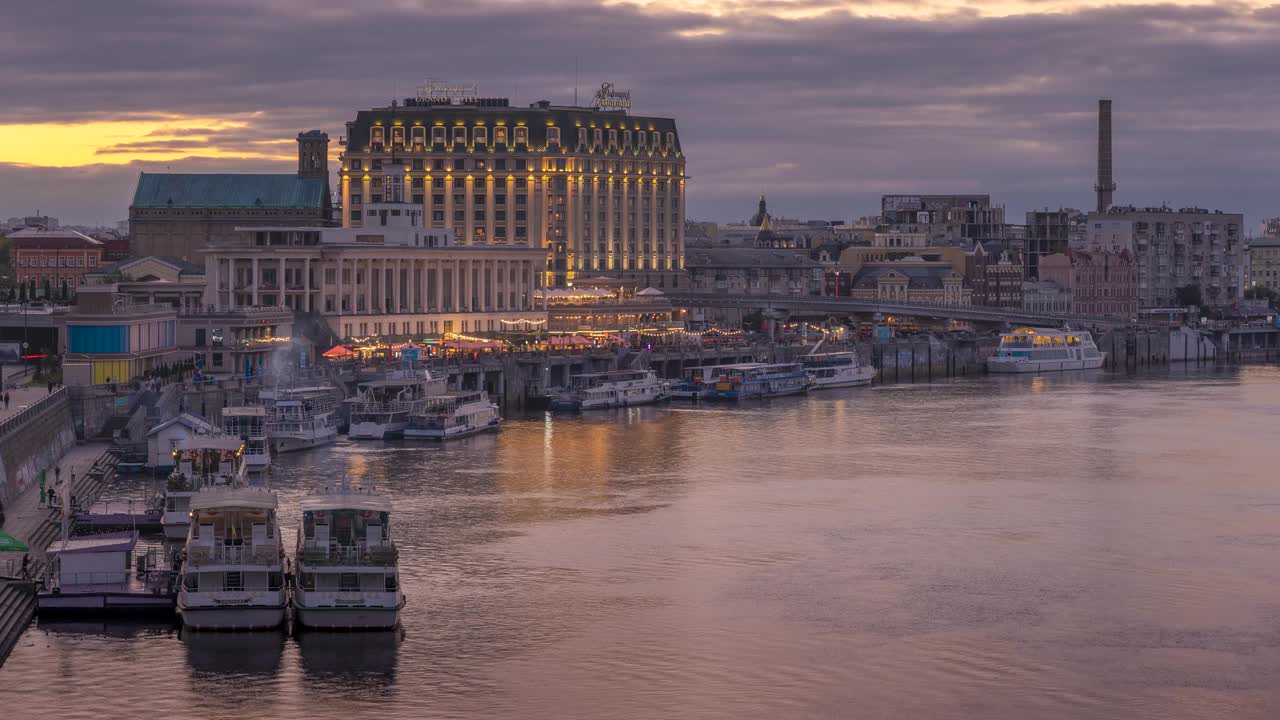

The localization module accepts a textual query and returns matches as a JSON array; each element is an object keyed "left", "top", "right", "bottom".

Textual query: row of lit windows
[
  {"left": 18, "top": 255, "right": 97, "bottom": 268},
  {"left": 370, "top": 125, "right": 676, "bottom": 153},
  {"left": 348, "top": 157, "right": 682, "bottom": 178}
]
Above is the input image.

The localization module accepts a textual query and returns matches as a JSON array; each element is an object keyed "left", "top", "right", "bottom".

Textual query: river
[{"left": 2, "top": 366, "right": 1279, "bottom": 719}]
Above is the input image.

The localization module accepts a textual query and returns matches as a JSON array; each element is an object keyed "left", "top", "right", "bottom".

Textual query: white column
[
  {"left": 393, "top": 258, "right": 401, "bottom": 313},
  {"left": 363, "top": 257, "right": 371, "bottom": 314},
  {"left": 278, "top": 257, "right": 286, "bottom": 307},
  {"left": 251, "top": 257, "right": 260, "bottom": 306},
  {"left": 434, "top": 260, "right": 443, "bottom": 311},
  {"left": 303, "top": 257, "right": 312, "bottom": 312}
]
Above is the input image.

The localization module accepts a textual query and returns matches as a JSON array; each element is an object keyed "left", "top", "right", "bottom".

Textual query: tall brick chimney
[{"left": 1094, "top": 98, "right": 1116, "bottom": 213}]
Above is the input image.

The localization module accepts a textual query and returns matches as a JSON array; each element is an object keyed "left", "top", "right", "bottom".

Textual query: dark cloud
[{"left": 1, "top": 1, "right": 1278, "bottom": 226}]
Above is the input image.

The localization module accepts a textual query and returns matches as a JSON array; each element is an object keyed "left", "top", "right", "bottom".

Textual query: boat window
[
  {"left": 183, "top": 573, "right": 199, "bottom": 591},
  {"left": 225, "top": 571, "right": 243, "bottom": 591},
  {"left": 339, "top": 572, "right": 359, "bottom": 590},
  {"left": 385, "top": 575, "right": 399, "bottom": 592}
]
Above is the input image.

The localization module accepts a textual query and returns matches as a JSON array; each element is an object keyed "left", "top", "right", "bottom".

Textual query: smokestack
[{"left": 1095, "top": 98, "right": 1116, "bottom": 213}]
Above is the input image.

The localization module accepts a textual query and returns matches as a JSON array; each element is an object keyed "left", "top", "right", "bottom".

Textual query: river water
[{"left": 3, "top": 366, "right": 1280, "bottom": 719}]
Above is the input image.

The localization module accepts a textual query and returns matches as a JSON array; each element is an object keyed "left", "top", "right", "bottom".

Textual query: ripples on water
[{"left": 4, "top": 366, "right": 1280, "bottom": 719}]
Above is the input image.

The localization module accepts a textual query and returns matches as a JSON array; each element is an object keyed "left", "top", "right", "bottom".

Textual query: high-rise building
[
  {"left": 1086, "top": 207, "right": 1244, "bottom": 308},
  {"left": 338, "top": 93, "right": 686, "bottom": 289},
  {"left": 1025, "top": 208, "right": 1083, "bottom": 279},
  {"left": 879, "top": 194, "right": 1011, "bottom": 250}
]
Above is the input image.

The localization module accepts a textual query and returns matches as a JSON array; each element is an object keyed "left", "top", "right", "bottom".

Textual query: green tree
[
  {"left": 17, "top": 282, "right": 26, "bottom": 303},
  {"left": 59, "top": 280, "right": 69, "bottom": 301},
  {"left": 41, "top": 278, "right": 50, "bottom": 300},
  {"left": 1245, "top": 285, "right": 1278, "bottom": 303},
  {"left": 1175, "top": 284, "right": 1203, "bottom": 308}
]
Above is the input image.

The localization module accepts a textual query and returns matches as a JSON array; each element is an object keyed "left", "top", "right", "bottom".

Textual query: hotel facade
[{"left": 337, "top": 92, "right": 686, "bottom": 289}]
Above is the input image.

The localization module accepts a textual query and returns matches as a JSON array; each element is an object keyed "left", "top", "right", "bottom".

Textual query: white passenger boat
[
  {"left": 162, "top": 434, "right": 249, "bottom": 540},
  {"left": 221, "top": 406, "right": 270, "bottom": 471},
  {"left": 261, "top": 386, "right": 340, "bottom": 453},
  {"left": 348, "top": 369, "right": 447, "bottom": 439},
  {"left": 705, "top": 363, "right": 810, "bottom": 400},
  {"left": 801, "top": 351, "right": 877, "bottom": 389},
  {"left": 403, "top": 390, "right": 501, "bottom": 440},
  {"left": 177, "top": 485, "right": 287, "bottom": 630},
  {"left": 986, "top": 327, "right": 1106, "bottom": 373},
  {"left": 293, "top": 482, "right": 404, "bottom": 630},
  {"left": 548, "top": 369, "right": 668, "bottom": 411}
]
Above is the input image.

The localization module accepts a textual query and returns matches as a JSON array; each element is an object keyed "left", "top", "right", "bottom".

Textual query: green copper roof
[{"left": 131, "top": 173, "right": 325, "bottom": 210}]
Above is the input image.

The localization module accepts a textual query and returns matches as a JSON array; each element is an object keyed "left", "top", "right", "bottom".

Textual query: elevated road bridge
[{"left": 664, "top": 293, "right": 1127, "bottom": 329}]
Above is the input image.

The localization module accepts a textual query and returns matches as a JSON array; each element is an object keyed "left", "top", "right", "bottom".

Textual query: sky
[{"left": 1, "top": 0, "right": 1278, "bottom": 228}]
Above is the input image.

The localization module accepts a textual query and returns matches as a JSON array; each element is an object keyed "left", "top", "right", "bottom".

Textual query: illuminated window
[
  {"left": 494, "top": 126, "right": 508, "bottom": 145},
  {"left": 391, "top": 126, "right": 405, "bottom": 145},
  {"left": 651, "top": 131, "right": 660, "bottom": 148},
  {"left": 547, "top": 127, "right": 561, "bottom": 146},
  {"left": 593, "top": 128, "right": 602, "bottom": 149},
  {"left": 608, "top": 129, "right": 618, "bottom": 149},
  {"left": 473, "top": 127, "right": 488, "bottom": 146},
  {"left": 577, "top": 127, "right": 588, "bottom": 147},
  {"left": 622, "top": 131, "right": 632, "bottom": 149},
  {"left": 411, "top": 126, "right": 425, "bottom": 145},
  {"left": 637, "top": 132, "right": 646, "bottom": 150},
  {"left": 432, "top": 126, "right": 446, "bottom": 144},
  {"left": 514, "top": 126, "right": 528, "bottom": 145},
  {"left": 452, "top": 126, "right": 467, "bottom": 144},
  {"left": 371, "top": 127, "right": 385, "bottom": 145}
]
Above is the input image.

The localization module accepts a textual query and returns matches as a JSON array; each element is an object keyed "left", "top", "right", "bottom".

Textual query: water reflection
[
  {"left": 297, "top": 630, "right": 400, "bottom": 694},
  {"left": 4, "top": 367, "right": 1280, "bottom": 719},
  {"left": 182, "top": 628, "right": 285, "bottom": 676}
]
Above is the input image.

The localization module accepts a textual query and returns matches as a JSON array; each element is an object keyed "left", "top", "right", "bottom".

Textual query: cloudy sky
[{"left": 1, "top": 0, "right": 1278, "bottom": 227}]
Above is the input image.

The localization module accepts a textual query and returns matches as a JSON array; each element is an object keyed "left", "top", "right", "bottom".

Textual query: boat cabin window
[
  {"left": 304, "top": 509, "right": 389, "bottom": 547},
  {"left": 225, "top": 571, "right": 243, "bottom": 591},
  {"left": 339, "top": 572, "right": 359, "bottom": 591}
]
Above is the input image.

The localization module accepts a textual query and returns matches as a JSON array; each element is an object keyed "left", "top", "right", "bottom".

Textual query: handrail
[{"left": 0, "top": 386, "right": 66, "bottom": 438}]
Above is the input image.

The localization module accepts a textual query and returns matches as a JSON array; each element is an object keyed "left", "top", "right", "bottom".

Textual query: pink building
[{"left": 1040, "top": 249, "right": 1138, "bottom": 318}]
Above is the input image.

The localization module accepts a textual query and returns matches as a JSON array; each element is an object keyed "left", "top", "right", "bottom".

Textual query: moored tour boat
[
  {"left": 986, "top": 327, "right": 1106, "bottom": 373},
  {"left": 221, "top": 406, "right": 270, "bottom": 471},
  {"left": 261, "top": 385, "right": 340, "bottom": 453},
  {"left": 668, "top": 364, "right": 756, "bottom": 400},
  {"left": 348, "top": 369, "right": 447, "bottom": 439},
  {"left": 293, "top": 482, "right": 404, "bottom": 630},
  {"left": 549, "top": 369, "right": 668, "bottom": 411},
  {"left": 403, "top": 390, "right": 501, "bottom": 440},
  {"left": 801, "top": 351, "right": 877, "bottom": 389},
  {"left": 162, "top": 434, "right": 248, "bottom": 541},
  {"left": 177, "top": 485, "right": 287, "bottom": 630},
  {"left": 705, "top": 363, "right": 810, "bottom": 400}
]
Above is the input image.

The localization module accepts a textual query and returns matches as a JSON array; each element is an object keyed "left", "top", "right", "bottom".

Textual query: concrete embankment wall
[{"left": 0, "top": 391, "right": 77, "bottom": 511}]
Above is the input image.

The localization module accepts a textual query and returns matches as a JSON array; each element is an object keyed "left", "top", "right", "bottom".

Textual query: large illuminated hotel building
[{"left": 338, "top": 93, "right": 686, "bottom": 288}]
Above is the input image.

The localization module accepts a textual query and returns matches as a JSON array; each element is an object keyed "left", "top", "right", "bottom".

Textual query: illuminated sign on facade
[
  {"left": 592, "top": 82, "right": 632, "bottom": 110},
  {"left": 416, "top": 79, "right": 479, "bottom": 102}
]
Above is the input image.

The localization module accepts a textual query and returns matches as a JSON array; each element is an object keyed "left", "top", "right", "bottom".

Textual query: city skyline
[{"left": 3, "top": 1, "right": 1279, "bottom": 225}]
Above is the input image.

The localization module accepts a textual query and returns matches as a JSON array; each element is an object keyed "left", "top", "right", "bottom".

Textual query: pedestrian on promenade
[
  {"left": 47, "top": 486, "right": 55, "bottom": 508},
  {"left": 47, "top": 380, "right": 53, "bottom": 395},
  {"left": 20, "top": 553, "right": 29, "bottom": 580},
  {"left": 3, "top": 392, "right": 8, "bottom": 409}
]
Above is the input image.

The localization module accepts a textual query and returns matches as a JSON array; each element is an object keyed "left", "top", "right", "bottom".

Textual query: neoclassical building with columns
[
  {"left": 203, "top": 206, "right": 546, "bottom": 340},
  {"left": 338, "top": 92, "right": 686, "bottom": 289}
]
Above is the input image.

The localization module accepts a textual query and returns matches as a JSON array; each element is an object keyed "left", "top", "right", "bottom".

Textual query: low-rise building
[
  {"left": 62, "top": 285, "right": 178, "bottom": 385},
  {"left": 1039, "top": 248, "right": 1138, "bottom": 318},
  {"left": 684, "top": 247, "right": 826, "bottom": 296},
  {"left": 205, "top": 203, "right": 546, "bottom": 341},
  {"left": 848, "top": 258, "right": 970, "bottom": 305},
  {"left": 1022, "top": 280, "right": 1072, "bottom": 315},
  {"left": 964, "top": 242, "right": 1023, "bottom": 309},
  {"left": 11, "top": 227, "right": 104, "bottom": 292}
]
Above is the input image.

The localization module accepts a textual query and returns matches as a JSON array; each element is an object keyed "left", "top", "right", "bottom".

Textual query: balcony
[
  {"left": 298, "top": 538, "right": 399, "bottom": 567},
  {"left": 187, "top": 542, "right": 280, "bottom": 566}
]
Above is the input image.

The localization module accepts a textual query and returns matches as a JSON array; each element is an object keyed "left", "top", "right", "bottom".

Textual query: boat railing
[
  {"left": 187, "top": 542, "right": 281, "bottom": 566},
  {"left": 298, "top": 537, "right": 399, "bottom": 567}
]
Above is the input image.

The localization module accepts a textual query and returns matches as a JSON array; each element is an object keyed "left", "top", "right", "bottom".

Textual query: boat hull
[
  {"left": 272, "top": 432, "right": 337, "bottom": 454},
  {"left": 707, "top": 384, "right": 809, "bottom": 400},
  {"left": 809, "top": 369, "right": 877, "bottom": 389},
  {"left": 987, "top": 356, "right": 1107, "bottom": 373},
  {"left": 294, "top": 605, "right": 402, "bottom": 630},
  {"left": 404, "top": 420, "right": 501, "bottom": 441},
  {"left": 349, "top": 421, "right": 407, "bottom": 440},
  {"left": 38, "top": 591, "right": 176, "bottom": 616},
  {"left": 178, "top": 604, "right": 287, "bottom": 631}
]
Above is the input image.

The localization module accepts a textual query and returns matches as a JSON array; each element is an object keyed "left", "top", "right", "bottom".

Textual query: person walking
[{"left": 3, "top": 392, "right": 8, "bottom": 410}]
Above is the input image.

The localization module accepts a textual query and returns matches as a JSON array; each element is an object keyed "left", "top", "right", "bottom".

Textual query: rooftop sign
[
  {"left": 416, "top": 79, "right": 479, "bottom": 103},
  {"left": 592, "top": 82, "right": 632, "bottom": 110}
]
